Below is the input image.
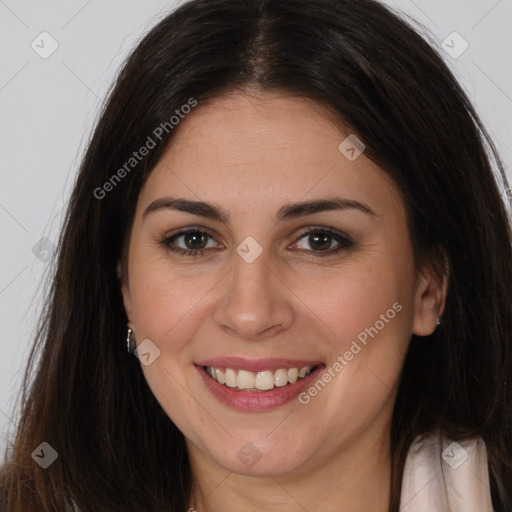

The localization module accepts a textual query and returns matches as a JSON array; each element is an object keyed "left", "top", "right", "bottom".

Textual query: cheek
[
  {"left": 289, "top": 257, "right": 408, "bottom": 343},
  {"left": 302, "top": 275, "right": 410, "bottom": 427},
  {"left": 286, "top": 245, "right": 414, "bottom": 393},
  {"left": 127, "top": 257, "right": 208, "bottom": 426},
  {"left": 128, "top": 248, "right": 211, "bottom": 342}
]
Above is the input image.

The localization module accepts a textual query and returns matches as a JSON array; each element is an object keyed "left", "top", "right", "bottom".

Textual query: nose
[{"left": 212, "top": 247, "right": 294, "bottom": 341}]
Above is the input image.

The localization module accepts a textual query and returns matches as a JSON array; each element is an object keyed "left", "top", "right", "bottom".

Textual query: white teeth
[
  {"left": 298, "top": 367, "right": 308, "bottom": 379},
  {"left": 225, "top": 368, "right": 237, "bottom": 388},
  {"left": 237, "top": 370, "right": 255, "bottom": 390},
  {"left": 205, "top": 365, "right": 316, "bottom": 391},
  {"left": 255, "top": 370, "right": 274, "bottom": 391},
  {"left": 274, "top": 368, "right": 288, "bottom": 387},
  {"left": 216, "top": 368, "right": 226, "bottom": 384},
  {"left": 287, "top": 367, "right": 298, "bottom": 383}
]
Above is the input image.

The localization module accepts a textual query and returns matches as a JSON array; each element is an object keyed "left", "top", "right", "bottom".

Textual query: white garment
[{"left": 400, "top": 431, "right": 495, "bottom": 511}]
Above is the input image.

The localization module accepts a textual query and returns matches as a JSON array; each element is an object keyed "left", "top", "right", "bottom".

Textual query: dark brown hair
[{"left": 1, "top": 0, "right": 511, "bottom": 510}]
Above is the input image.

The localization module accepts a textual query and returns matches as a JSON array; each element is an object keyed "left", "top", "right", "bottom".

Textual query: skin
[{"left": 120, "top": 89, "right": 447, "bottom": 512}]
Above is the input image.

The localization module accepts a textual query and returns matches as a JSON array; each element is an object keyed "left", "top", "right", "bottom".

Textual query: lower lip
[{"left": 196, "top": 364, "right": 326, "bottom": 412}]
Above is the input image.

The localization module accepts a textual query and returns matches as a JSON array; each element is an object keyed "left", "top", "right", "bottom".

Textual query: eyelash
[{"left": 160, "top": 226, "right": 354, "bottom": 258}]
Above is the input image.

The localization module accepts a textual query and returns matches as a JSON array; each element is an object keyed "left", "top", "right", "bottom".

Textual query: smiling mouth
[{"left": 203, "top": 365, "right": 319, "bottom": 392}]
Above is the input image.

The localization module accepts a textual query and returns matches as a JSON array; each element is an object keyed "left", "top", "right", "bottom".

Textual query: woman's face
[{"left": 121, "top": 90, "right": 443, "bottom": 478}]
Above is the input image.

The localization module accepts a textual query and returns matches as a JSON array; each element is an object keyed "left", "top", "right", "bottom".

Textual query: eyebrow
[{"left": 142, "top": 196, "right": 376, "bottom": 223}]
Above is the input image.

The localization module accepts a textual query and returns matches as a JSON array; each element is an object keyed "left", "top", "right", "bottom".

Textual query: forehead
[{"left": 137, "top": 90, "right": 405, "bottom": 224}]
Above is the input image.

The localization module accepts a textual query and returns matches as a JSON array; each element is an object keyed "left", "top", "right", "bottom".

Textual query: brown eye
[
  {"left": 305, "top": 232, "right": 334, "bottom": 251},
  {"left": 179, "top": 231, "right": 209, "bottom": 250},
  {"left": 292, "top": 228, "right": 354, "bottom": 255},
  {"left": 161, "top": 226, "right": 353, "bottom": 258},
  {"left": 161, "top": 228, "right": 220, "bottom": 256}
]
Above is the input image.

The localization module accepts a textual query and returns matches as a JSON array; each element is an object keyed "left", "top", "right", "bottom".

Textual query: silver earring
[
  {"left": 126, "top": 323, "right": 136, "bottom": 354},
  {"left": 436, "top": 317, "right": 441, "bottom": 329}
]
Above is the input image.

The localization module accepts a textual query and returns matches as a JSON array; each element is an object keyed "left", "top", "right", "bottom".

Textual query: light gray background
[{"left": 1, "top": 0, "right": 511, "bottom": 454}]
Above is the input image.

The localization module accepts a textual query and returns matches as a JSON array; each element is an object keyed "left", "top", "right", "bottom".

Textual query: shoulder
[{"left": 400, "top": 430, "right": 495, "bottom": 511}]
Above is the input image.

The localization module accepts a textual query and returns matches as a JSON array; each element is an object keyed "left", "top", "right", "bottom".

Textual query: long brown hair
[{"left": 1, "top": 0, "right": 511, "bottom": 510}]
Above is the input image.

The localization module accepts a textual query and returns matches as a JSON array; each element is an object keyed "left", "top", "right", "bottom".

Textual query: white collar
[{"left": 400, "top": 431, "right": 494, "bottom": 511}]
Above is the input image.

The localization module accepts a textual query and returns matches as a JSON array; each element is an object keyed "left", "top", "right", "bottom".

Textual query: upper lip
[{"left": 195, "top": 357, "right": 324, "bottom": 372}]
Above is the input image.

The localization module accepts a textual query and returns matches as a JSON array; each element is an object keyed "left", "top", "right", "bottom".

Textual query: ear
[
  {"left": 412, "top": 257, "right": 449, "bottom": 336},
  {"left": 118, "top": 260, "right": 133, "bottom": 322}
]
